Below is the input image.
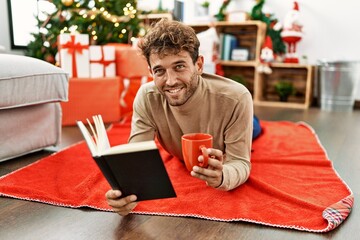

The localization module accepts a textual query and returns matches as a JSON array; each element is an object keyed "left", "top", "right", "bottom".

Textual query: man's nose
[{"left": 165, "top": 70, "right": 177, "bottom": 86}]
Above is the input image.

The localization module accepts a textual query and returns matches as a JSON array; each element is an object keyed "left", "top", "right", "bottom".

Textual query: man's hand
[
  {"left": 105, "top": 190, "right": 138, "bottom": 216},
  {"left": 190, "top": 148, "right": 224, "bottom": 188}
]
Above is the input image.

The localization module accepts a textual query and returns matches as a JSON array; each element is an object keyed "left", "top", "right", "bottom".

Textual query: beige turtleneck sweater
[{"left": 129, "top": 73, "right": 253, "bottom": 191}]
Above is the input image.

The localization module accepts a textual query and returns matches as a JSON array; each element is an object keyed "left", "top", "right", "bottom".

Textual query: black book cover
[{"left": 93, "top": 148, "right": 176, "bottom": 201}]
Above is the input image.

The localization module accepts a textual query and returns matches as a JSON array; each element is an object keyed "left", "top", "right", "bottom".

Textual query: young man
[{"left": 106, "top": 19, "right": 254, "bottom": 216}]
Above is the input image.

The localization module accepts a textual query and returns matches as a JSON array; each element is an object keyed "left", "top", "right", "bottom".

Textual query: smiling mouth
[{"left": 167, "top": 88, "right": 182, "bottom": 94}]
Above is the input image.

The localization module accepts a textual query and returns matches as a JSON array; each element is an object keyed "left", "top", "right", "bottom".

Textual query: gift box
[
  {"left": 107, "top": 43, "right": 150, "bottom": 78},
  {"left": 89, "top": 45, "right": 116, "bottom": 78},
  {"left": 119, "top": 76, "right": 152, "bottom": 118},
  {"left": 58, "top": 33, "right": 90, "bottom": 78},
  {"left": 61, "top": 77, "right": 121, "bottom": 126}
]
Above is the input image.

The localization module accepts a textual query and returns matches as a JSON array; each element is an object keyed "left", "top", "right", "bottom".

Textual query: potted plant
[
  {"left": 274, "top": 80, "right": 295, "bottom": 102},
  {"left": 201, "top": 1, "right": 210, "bottom": 9},
  {"left": 199, "top": 1, "right": 210, "bottom": 16},
  {"left": 230, "top": 75, "right": 248, "bottom": 88}
]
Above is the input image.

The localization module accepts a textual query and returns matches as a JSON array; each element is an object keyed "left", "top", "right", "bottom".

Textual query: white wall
[{"left": 181, "top": 0, "right": 360, "bottom": 65}]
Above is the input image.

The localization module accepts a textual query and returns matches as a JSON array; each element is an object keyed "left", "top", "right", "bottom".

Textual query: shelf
[
  {"left": 269, "top": 62, "right": 312, "bottom": 69},
  {"left": 189, "top": 21, "right": 314, "bottom": 109},
  {"left": 190, "top": 21, "right": 266, "bottom": 62},
  {"left": 254, "top": 65, "right": 314, "bottom": 109},
  {"left": 190, "top": 20, "right": 266, "bottom": 28},
  {"left": 253, "top": 100, "right": 311, "bottom": 109},
  {"left": 222, "top": 65, "right": 256, "bottom": 94},
  {"left": 220, "top": 60, "right": 257, "bottom": 67}
]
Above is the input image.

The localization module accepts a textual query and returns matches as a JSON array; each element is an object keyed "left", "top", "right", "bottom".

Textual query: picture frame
[{"left": 7, "top": 0, "right": 38, "bottom": 49}]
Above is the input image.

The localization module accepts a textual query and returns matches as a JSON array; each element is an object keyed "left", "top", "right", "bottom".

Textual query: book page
[
  {"left": 76, "top": 121, "right": 98, "bottom": 156},
  {"left": 103, "top": 140, "right": 157, "bottom": 155},
  {"left": 93, "top": 115, "right": 110, "bottom": 154}
]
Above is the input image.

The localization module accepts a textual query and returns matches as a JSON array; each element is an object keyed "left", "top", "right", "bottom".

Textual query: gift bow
[
  {"left": 90, "top": 47, "right": 115, "bottom": 76},
  {"left": 61, "top": 35, "right": 89, "bottom": 77}
]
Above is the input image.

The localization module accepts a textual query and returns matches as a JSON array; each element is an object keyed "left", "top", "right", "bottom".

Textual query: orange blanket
[{"left": 0, "top": 121, "right": 353, "bottom": 232}]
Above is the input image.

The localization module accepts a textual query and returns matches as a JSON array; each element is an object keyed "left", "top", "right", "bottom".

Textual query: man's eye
[
  {"left": 175, "top": 65, "right": 185, "bottom": 70},
  {"left": 154, "top": 69, "right": 165, "bottom": 76}
]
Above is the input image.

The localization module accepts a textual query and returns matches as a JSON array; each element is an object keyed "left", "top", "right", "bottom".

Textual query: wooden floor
[{"left": 1, "top": 106, "right": 359, "bottom": 240}]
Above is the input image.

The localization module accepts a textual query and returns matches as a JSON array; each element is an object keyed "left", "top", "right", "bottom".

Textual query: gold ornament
[{"left": 61, "top": 0, "right": 74, "bottom": 7}]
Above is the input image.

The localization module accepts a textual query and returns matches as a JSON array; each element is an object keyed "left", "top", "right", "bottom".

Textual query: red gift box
[
  {"left": 107, "top": 43, "right": 150, "bottom": 78},
  {"left": 61, "top": 77, "right": 121, "bottom": 126}
]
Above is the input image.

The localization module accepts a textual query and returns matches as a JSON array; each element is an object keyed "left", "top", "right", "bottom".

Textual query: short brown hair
[{"left": 138, "top": 18, "right": 200, "bottom": 66}]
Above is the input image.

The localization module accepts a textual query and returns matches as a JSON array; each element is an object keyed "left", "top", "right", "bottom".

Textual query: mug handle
[{"left": 199, "top": 145, "right": 209, "bottom": 168}]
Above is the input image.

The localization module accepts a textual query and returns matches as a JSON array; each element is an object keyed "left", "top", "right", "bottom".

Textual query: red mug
[{"left": 181, "top": 133, "right": 213, "bottom": 171}]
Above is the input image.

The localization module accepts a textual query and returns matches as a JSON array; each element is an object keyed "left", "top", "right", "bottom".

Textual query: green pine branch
[{"left": 26, "top": 0, "right": 141, "bottom": 64}]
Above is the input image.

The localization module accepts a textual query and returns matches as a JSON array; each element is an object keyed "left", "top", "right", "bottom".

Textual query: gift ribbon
[
  {"left": 60, "top": 35, "right": 89, "bottom": 77},
  {"left": 119, "top": 76, "right": 148, "bottom": 107},
  {"left": 90, "top": 47, "right": 115, "bottom": 77}
]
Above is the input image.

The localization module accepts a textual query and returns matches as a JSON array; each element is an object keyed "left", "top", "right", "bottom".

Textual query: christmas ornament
[
  {"left": 44, "top": 53, "right": 55, "bottom": 64},
  {"left": 215, "top": 0, "right": 231, "bottom": 21},
  {"left": 61, "top": 0, "right": 74, "bottom": 7},
  {"left": 280, "top": 1, "right": 303, "bottom": 63},
  {"left": 257, "top": 35, "right": 274, "bottom": 74},
  {"left": 251, "top": 0, "right": 269, "bottom": 24},
  {"left": 250, "top": 0, "right": 285, "bottom": 56}
]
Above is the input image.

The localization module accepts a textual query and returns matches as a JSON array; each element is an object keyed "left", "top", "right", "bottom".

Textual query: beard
[{"left": 162, "top": 72, "right": 199, "bottom": 106}]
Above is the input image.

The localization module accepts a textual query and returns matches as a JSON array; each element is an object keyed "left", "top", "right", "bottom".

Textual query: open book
[{"left": 76, "top": 115, "right": 176, "bottom": 201}]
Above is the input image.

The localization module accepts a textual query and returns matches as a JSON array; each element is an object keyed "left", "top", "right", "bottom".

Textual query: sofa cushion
[{"left": 0, "top": 54, "right": 69, "bottom": 109}]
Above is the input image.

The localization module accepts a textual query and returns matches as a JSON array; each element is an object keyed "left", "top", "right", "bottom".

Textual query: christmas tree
[{"left": 26, "top": 0, "right": 143, "bottom": 64}]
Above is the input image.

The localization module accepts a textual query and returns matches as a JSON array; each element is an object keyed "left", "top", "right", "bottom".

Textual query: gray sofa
[{"left": 0, "top": 54, "right": 69, "bottom": 161}]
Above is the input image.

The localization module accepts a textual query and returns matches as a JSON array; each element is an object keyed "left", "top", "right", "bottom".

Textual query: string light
[
  {"left": 58, "top": 2, "right": 139, "bottom": 40},
  {"left": 62, "top": 1, "right": 138, "bottom": 26},
  {"left": 60, "top": 27, "right": 69, "bottom": 34}
]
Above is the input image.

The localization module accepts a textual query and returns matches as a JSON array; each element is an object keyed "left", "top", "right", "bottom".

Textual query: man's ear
[{"left": 196, "top": 55, "right": 204, "bottom": 74}]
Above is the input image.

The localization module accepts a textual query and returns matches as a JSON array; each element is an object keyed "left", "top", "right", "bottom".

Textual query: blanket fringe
[{"left": 322, "top": 194, "right": 354, "bottom": 231}]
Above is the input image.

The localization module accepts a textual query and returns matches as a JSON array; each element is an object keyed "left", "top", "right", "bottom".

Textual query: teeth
[{"left": 168, "top": 88, "right": 181, "bottom": 93}]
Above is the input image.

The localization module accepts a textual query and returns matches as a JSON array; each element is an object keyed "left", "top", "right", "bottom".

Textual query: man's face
[{"left": 149, "top": 51, "right": 203, "bottom": 106}]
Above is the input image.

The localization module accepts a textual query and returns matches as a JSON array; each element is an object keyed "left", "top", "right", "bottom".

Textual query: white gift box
[
  {"left": 58, "top": 33, "right": 90, "bottom": 78},
  {"left": 89, "top": 45, "right": 116, "bottom": 78}
]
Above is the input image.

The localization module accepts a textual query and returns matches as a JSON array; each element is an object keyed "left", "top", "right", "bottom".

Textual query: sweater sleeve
[{"left": 216, "top": 91, "right": 253, "bottom": 191}]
